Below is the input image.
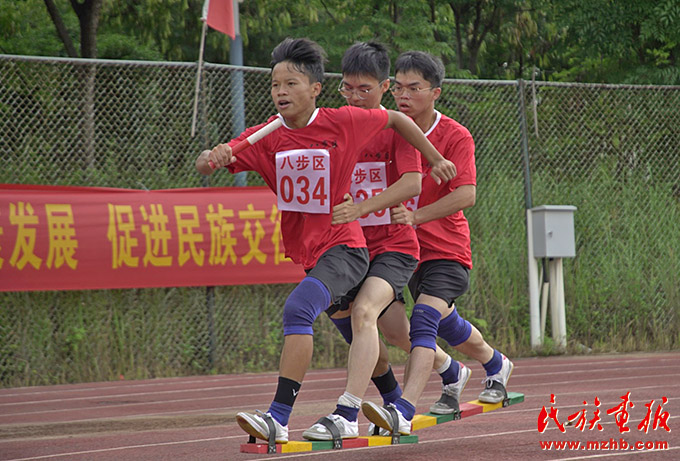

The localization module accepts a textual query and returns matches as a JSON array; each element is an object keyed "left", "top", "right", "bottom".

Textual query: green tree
[
  {"left": 0, "top": 0, "right": 73, "bottom": 56},
  {"left": 38, "top": 0, "right": 103, "bottom": 167},
  {"left": 42, "top": 0, "right": 103, "bottom": 58},
  {"left": 237, "top": 0, "right": 453, "bottom": 73},
  {"left": 103, "top": 0, "right": 217, "bottom": 61},
  {"left": 552, "top": 0, "right": 680, "bottom": 84},
  {"left": 2, "top": 0, "right": 678, "bottom": 84}
]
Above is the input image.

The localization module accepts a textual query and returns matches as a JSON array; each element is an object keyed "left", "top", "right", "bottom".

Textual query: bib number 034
[{"left": 276, "top": 149, "right": 330, "bottom": 214}]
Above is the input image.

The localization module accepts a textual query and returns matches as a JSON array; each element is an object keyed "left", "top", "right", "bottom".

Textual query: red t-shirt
[
  {"left": 415, "top": 111, "right": 476, "bottom": 268},
  {"left": 227, "top": 106, "right": 389, "bottom": 270},
  {"left": 352, "top": 128, "right": 421, "bottom": 260}
]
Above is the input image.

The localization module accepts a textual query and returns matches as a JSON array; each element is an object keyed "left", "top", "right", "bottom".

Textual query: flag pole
[
  {"left": 230, "top": 0, "right": 247, "bottom": 186},
  {"left": 191, "top": 20, "right": 208, "bottom": 138}
]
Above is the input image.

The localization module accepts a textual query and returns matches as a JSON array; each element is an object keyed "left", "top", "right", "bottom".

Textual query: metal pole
[
  {"left": 527, "top": 210, "right": 541, "bottom": 348},
  {"left": 518, "top": 79, "right": 541, "bottom": 349},
  {"left": 518, "top": 79, "right": 533, "bottom": 210},
  {"left": 548, "top": 258, "right": 566, "bottom": 350},
  {"left": 539, "top": 258, "right": 549, "bottom": 339},
  {"left": 555, "top": 258, "right": 567, "bottom": 349},
  {"left": 206, "top": 285, "right": 216, "bottom": 369}
]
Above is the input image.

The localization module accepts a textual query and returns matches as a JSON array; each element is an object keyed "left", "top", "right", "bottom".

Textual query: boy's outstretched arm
[
  {"left": 332, "top": 171, "right": 421, "bottom": 225},
  {"left": 391, "top": 185, "right": 476, "bottom": 226},
  {"left": 385, "top": 110, "right": 457, "bottom": 184}
]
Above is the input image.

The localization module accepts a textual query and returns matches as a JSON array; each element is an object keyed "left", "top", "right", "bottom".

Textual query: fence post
[
  {"left": 517, "top": 79, "right": 541, "bottom": 349},
  {"left": 199, "top": 71, "right": 217, "bottom": 371},
  {"left": 206, "top": 285, "right": 216, "bottom": 369}
]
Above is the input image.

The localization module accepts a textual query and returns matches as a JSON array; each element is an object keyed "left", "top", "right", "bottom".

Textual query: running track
[{"left": 1, "top": 352, "right": 678, "bottom": 460}]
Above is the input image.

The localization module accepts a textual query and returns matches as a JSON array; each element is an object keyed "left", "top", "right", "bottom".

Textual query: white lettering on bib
[
  {"left": 351, "top": 162, "right": 389, "bottom": 226},
  {"left": 276, "top": 149, "right": 330, "bottom": 214}
]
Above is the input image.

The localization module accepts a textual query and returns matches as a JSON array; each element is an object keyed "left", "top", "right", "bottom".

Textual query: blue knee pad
[
  {"left": 437, "top": 306, "right": 472, "bottom": 347},
  {"left": 330, "top": 316, "right": 353, "bottom": 344},
  {"left": 409, "top": 304, "right": 441, "bottom": 351},
  {"left": 283, "top": 277, "right": 331, "bottom": 336}
]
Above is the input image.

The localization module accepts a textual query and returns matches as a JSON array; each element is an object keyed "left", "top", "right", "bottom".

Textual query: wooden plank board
[
  {"left": 240, "top": 435, "right": 418, "bottom": 454},
  {"left": 412, "top": 391, "right": 524, "bottom": 431},
  {"left": 240, "top": 392, "right": 524, "bottom": 454}
]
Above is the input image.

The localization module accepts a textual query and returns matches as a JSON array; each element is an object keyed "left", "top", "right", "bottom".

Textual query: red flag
[{"left": 202, "top": 0, "right": 235, "bottom": 39}]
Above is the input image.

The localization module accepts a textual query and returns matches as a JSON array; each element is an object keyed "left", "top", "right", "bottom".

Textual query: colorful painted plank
[
  {"left": 240, "top": 392, "right": 523, "bottom": 454},
  {"left": 240, "top": 435, "right": 419, "bottom": 454},
  {"left": 411, "top": 391, "right": 524, "bottom": 431}
]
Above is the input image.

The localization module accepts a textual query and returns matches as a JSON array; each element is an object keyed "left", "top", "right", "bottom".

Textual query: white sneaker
[
  {"left": 361, "top": 401, "right": 411, "bottom": 435},
  {"left": 430, "top": 363, "right": 471, "bottom": 414},
  {"left": 236, "top": 410, "right": 289, "bottom": 443},
  {"left": 367, "top": 422, "right": 391, "bottom": 436},
  {"left": 302, "top": 413, "right": 359, "bottom": 440},
  {"left": 478, "top": 355, "right": 514, "bottom": 404}
]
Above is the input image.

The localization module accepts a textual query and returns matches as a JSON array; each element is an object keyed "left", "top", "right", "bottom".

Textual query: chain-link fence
[{"left": 1, "top": 55, "right": 679, "bottom": 387}]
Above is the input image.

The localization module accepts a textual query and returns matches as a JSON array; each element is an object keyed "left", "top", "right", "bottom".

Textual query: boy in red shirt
[
  {"left": 303, "top": 42, "right": 463, "bottom": 441},
  {"left": 362, "top": 50, "right": 513, "bottom": 435},
  {"left": 196, "top": 38, "right": 455, "bottom": 444}
]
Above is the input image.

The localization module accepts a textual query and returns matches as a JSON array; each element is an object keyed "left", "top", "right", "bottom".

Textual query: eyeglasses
[
  {"left": 390, "top": 85, "right": 434, "bottom": 97},
  {"left": 338, "top": 80, "right": 386, "bottom": 100}
]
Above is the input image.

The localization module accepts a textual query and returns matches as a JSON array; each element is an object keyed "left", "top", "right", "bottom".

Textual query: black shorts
[
  {"left": 408, "top": 259, "right": 470, "bottom": 308},
  {"left": 327, "top": 251, "right": 418, "bottom": 315},
  {"left": 306, "top": 245, "right": 370, "bottom": 305}
]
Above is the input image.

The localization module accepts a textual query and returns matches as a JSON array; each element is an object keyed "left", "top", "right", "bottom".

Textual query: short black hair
[
  {"left": 270, "top": 38, "right": 327, "bottom": 84},
  {"left": 341, "top": 41, "right": 390, "bottom": 82},
  {"left": 394, "top": 51, "right": 445, "bottom": 88}
]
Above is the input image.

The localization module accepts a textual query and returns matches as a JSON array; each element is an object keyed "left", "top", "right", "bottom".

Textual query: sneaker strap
[
  {"left": 484, "top": 379, "right": 508, "bottom": 397},
  {"left": 314, "top": 416, "right": 343, "bottom": 449},
  {"left": 384, "top": 405, "right": 401, "bottom": 445},
  {"left": 255, "top": 410, "right": 278, "bottom": 453}
]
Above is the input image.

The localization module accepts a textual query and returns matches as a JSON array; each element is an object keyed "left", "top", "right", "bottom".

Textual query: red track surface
[{"left": 1, "top": 352, "right": 678, "bottom": 460}]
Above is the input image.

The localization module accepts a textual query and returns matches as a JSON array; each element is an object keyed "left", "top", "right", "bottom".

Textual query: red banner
[{"left": 0, "top": 184, "right": 305, "bottom": 291}]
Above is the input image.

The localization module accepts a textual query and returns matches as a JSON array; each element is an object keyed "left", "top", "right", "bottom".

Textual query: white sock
[
  {"left": 436, "top": 354, "right": 452, "bottom": 375},
  {"left": 338, "top": 391, "right": 362, "bottom": 409}
]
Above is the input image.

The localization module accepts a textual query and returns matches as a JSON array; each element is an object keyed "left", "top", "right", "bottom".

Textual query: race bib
[
  {"left": 276, "top": 149, "right": 330, "bottom": 214},
  {"left": 404, "top": 195, "right": 420, "bottom": 212},
  {"left": 351, "top": 162, "right": 389, "bottom": 226}
]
